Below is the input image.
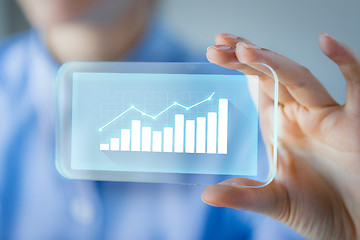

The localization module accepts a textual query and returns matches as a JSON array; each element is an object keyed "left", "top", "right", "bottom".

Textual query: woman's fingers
[
  {"left": 215, "top": 33, "right": 250, "bottom": 46},
  {"left": 208, "top": 33, "right": 338, "bottom": 109},
  {"left": 235, "top": 42, "right": 338, "bottom": 109},
  {"left": 319, "top": 33, "right": 360, "bottom": 115},
  {"left": 206, "top": 45, "right": 265, "bottom": 77},
  {"left": 206, "top": 45, "right": 296, "bottom": 105},
  {"left": 206, "top": 45, "right": 239, "bottom": 65}
]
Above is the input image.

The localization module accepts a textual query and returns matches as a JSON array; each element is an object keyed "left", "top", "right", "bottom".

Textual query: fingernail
[
  {"left": 236, "top": 41, "right": 261, "bottom": 49},
  {"left": 320, "top": 32, "right": 331, "bottom": 38},
  {"left": 208, "top": 45, "right": 234, "bottom": 51},
  {"left": 218, "top": 180, "right": 242, "bottom": 187},
  {"left": 222, "top": 33, "right": 240, "bottom": 40}
]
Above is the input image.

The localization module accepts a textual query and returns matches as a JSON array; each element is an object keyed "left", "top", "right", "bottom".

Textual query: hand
[{"left": 202, "top": 33, "right": 360, "bottom": 240}]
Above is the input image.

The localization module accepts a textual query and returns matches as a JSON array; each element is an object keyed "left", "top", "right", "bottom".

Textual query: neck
[{"left": 44, "top": 2, "right": 150, "bottom": 63}]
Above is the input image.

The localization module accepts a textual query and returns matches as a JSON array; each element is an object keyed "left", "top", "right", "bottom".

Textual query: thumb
[{"left": 201, "top": 178, "right": 288, "bottom": 220}]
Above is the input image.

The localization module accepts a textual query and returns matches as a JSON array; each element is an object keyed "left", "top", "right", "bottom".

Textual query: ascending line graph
[
  {"left": 99, "top": 92, "right": 215, "bottom": 132},
  {"left": 99, "top": 91, "right": 229, "bottom": 154}
]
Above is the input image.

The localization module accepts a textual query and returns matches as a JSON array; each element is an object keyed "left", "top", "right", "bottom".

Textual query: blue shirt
[{"left": 0, "top": 21, "right": 305, "bottom": 240}]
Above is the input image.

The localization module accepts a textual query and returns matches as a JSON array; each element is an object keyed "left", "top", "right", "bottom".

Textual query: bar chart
[
  {"left": 71, "top": 71, "right": 259, "bottom": 176},
  {"left": 99, "top": 92, "right": 229, "bottom": 154}
]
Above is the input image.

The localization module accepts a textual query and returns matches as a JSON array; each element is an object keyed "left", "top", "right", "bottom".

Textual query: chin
[{"left": 18, "top": 0, "right": 97, "bottom": 28}]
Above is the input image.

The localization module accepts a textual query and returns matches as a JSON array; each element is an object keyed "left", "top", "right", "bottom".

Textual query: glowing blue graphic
[
  {"left": 98, "top": 92, "right": 229, "bottom": 154},
  {"left": 71, "top": 72, "right": 259, "bottom": 176}
]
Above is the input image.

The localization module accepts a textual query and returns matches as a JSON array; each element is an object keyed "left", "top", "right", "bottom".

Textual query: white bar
[
  {"left": 185, "top": 120, "right": 195, "bottom": 153},
  {"left": 174, "top": 114, "right": 184, "bottom": 152},
  {"left": 207, "top": 112, "right": 217, "bottom": 154},
  {"left": 131, "top": 120, "right": 141, "bottom": 151},
  {"left": 196, "top": 117, "right": 206, "bottom": 153},
  {"left": 218, "top": 99, "right": 228, "bottom": 154},
  {"left": 100, "top": 144, "right": 110, "bottom": 151},
  {"left": 121, "top": 129, "right": 130, "bottom": 151},
  {"left": 110, "top": 138, "right": 119, "bottom": 151},
  {"left": 142, "top": 127, "right": 151, "bottom": 152},
  {"left": 152, "top": 131, "right": 162, "bottom": 152},
  {"left": 163, "top": 127, "right": 173, "bottom": 152}
]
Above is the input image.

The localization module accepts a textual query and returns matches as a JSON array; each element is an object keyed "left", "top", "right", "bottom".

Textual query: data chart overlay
[
  {"left": 71, "top": 73, "right": 259, "bottom": 175},
  {"left": 98, "top": 92, "right": 229, "bottom": 154}
]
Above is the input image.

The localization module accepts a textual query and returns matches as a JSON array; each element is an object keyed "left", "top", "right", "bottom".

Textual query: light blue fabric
[{"left": 0, "top": 21, "right": 306, "bottom": 240}]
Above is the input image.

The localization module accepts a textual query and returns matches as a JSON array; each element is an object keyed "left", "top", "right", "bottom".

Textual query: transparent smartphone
[{"left": 56, "top": 62, "right": 278, "bottom": 187}]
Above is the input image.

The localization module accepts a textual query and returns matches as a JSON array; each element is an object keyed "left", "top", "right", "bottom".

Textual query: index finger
[{"left": 235, "top": 42, "right": 338, "bottom": 109}]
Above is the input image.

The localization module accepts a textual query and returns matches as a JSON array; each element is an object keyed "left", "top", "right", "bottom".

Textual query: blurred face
[{"left": 17, "top": 0, "right": 134, "bottom": 29}]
